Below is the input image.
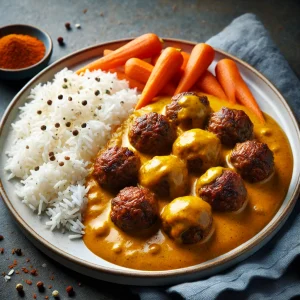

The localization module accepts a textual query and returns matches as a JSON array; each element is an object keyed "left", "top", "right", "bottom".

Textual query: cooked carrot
[
  {"left": 103, "top": 49, "right": 113, "bottom": 56},
  {"left": 175, "top": 43, "right": 215, "bottom": 95},
  {"left": 135, "top": 47, "right": 183, "bottom": 109},
  {"left": 215, "top": 59, "right": 237, "bottom": 104},
  {"left": 215, "top": 59, "right": 264, "bottom": 122},
  {"left": 151, "top": 52, "right": 161, "bottom": 65},
  {"left": 180, "top": 51, "right": 190, "bottom": 70},
  {"left": 196, "top": 70, "right": 228, "bottom": 100},
  {"left": 114, "top": 71, "right": 145, "bottom": 91},
  {"left": 125, "top": 58, "right": 176, "bottom": 96},
  {"left": 76, "top": 33, "right": 162, "bottom": 74}
]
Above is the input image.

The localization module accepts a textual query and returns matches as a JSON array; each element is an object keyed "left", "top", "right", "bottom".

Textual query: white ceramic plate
[{"left": 1, "top": 39, "right": 300, "bottom": 286}]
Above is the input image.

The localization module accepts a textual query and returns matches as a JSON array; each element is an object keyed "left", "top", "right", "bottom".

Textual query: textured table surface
[{"left": 1, "top": 0, "right": 300, "bottom": 299}]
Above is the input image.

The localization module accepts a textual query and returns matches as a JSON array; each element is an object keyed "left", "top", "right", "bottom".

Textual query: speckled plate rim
[{"left": 1, "top": 38, "right": 300, "bottom": 286}]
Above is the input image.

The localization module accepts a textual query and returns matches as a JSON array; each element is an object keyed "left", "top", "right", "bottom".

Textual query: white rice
[{"left": 5, "top": 68, "right": 139, "bottom": 238}]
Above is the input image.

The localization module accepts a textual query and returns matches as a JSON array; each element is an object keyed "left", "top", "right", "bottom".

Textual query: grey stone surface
[{"left": 0, "top": 0, "right": 299, "bottom": 299}]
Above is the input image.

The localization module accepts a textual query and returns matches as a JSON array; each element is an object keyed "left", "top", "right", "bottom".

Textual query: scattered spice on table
[
  {"left": 0, "top": 235, "right": 4, "bottom": 241},
  {"left": 0, "top": 248, "right": 4, "bottom": 254},
  {"left": 37, "top": 281, "right": 44, "bottom": 291},
  {"left": 57, "top": 37, "right": 64, "bottom": 45},
  {"left": 14, "top": 248, "right": 22, "bottom": 256},
  {"left": 33, "top": 293, "right": 37, "bottom": 299},
  {"left": 22, "top": 267, "right": 29, "bottom": 273},
  {"left": 65, "top": 22, "right": 71, "bottom": 30},
  {"left": 75, "top": 23, "right": 81, "bottom": 29},
  {"left": 66, "top": 285, "right": 74, "bottom": 296},
  {"left": 30, "top": 269, "right": 38, "bottom": 276},
  {"left": 25, "top": 279, "right": 33, "bottom": 285},
  {"left": 83, "top": 8, "right": 87, "bottom": 13},
  {"left": 16, "top": 283, "right": 24, "bottom": 292},
  {"left": 48, "top": 285, "right": 52, "bottom": 289},
  {"left": 0, "top": 34, "right": 45, "bottom": 69}
]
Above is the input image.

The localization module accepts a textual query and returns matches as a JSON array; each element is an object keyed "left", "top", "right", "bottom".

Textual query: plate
[{"left": 1, "top": 39, "right": 300, "bottom": 286}]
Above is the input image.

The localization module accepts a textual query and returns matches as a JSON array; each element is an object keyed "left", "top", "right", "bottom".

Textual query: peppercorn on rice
[{"left": 5, "top": 68, "right": 138, "bottom": 238}]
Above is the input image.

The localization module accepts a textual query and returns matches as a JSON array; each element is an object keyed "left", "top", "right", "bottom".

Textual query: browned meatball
[
  {"left": 161, "top": 196, "right": 213, "bottom": 244},
  {"left": 93, "top": 146, "right": 140, "bottom": 190},
  {"left": 196, "top": 167, "right": 247, "bottom": 211},
  {"left": 230, "top": 140, "right": 274, "bottom": 183},
  {"left": 110, "top": 186, "right": 158, "bottom": 232},
  {"left": 165, "top": 92, "right": 211, "bottom": 129},
  {"left": 207, "top": 107, "right": 254, "bottom": 147},
  {"left": 128, "top": 112, "right": 176, "bottom": 155}
]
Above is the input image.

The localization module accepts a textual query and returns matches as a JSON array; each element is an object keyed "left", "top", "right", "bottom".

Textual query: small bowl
[{"left": 0, "top": 24, "right": 53, "bottom": 80}]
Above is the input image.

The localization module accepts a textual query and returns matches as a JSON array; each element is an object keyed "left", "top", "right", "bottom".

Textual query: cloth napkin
[{"left": 132, "top": 13, "right": 300, "bottom": 300}]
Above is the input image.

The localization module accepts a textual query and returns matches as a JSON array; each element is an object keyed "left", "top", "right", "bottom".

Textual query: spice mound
[{"left": 0, "top": 34, "right": 46, "bottom": 69}]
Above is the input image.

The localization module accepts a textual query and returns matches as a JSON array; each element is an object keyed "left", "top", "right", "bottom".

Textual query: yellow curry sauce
[{"left": 83, "top": 94, "right": 293, "bottom": 271}]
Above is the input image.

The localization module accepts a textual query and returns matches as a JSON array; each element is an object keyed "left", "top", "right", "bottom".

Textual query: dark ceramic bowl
[{"left": 0, "top": 24, "right": 53, "bottom": 80}]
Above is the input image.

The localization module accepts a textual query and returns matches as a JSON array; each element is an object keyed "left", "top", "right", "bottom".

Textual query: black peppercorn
[
  {"left": 72, "top": 130, "right": 79, "bottom": 136},
  {"left": 41, "top": 125, "right": 47, "bottom": 131},
  {"left": 47, "top": 100, "right": 52, "bottom": 105},
  {"left": 82, "top": 100, "right": 87, "bottom": 106},
  {"left": 81, "top": 123, "right": 87, "bottom": 128},
  {"left": 95, "top": 90, "right": 100, "bottom": 96},
  {"left": 58, "top": 94, "right": 63, "bottom": 100},
  {"left": 57, "top": 36, "right": 64, "bottom": 45},
  {"left": 66, "top": 122, "right": 71, "bottom": 127},
  {"left": 55, "top": 123, "right": 60, "bottom": 128}
]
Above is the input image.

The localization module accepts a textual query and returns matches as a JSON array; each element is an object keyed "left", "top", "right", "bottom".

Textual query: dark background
[{"left": 1, "top": 0, "right": 300, "bottom": 299}]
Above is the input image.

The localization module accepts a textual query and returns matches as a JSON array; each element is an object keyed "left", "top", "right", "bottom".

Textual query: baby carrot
[
  {"left": 125, "top": 58, "right": 176, "bottom": 96},
  {"left": 175, "top": 43, "right": 215, "bottom": 95},
  {"left": 114, "top": 71, "right": 145, "bottom": 91},
  {"left": 215, "top": 59, "right": 264, "bottom": 122},
  {"left": 103, "top": 49, "right": 113, "bottom": 56},
  {"left": 135, "top": 47, "right": 183, "bottom": 109},
  {"left": 196, "top": 70, "right": 228, "bottom": 100},
  {"left": 215, "top": 59, "right": 237, "bottom": 104},
  {"left": 76, "top": 33, "right": 162, "bottom": 74}
]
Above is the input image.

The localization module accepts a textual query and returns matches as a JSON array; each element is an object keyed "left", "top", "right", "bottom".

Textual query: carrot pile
[{"left": 76, "top": 33, "right": 264, "bottom": 122}]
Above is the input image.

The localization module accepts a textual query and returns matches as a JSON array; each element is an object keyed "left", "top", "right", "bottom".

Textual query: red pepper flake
[
  {"left": 33, "top": 293, "right": 37, "bottom": 299},
  {"left": 30, "top": 269, "right": 38, "bottom": 276},
  {"left": 22, "top": 267, "right": 29, "bottom": 273},
  {"left": 26, "top": 279, "right": 32, "bottom": 285},
  {"left": 0, "top": 248, "right": 4, "bottom": 254}
]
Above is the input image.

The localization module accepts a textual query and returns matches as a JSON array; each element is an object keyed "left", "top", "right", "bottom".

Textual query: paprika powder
[{"left": 0, "top": 34, "right": 45, "bottom": 69}]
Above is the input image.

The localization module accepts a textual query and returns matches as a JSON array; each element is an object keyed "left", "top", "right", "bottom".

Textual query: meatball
[
  {"left": 161, "top": 196, "right": 213, "bottom": 244},
  {"left": 139, "top": 155, "right": 189, "bottom": 198},
  {"left": 165, "top": 92, "right": 211, "bottom": 129},
  {"left": 172, "top": 129, "right": 221, "bottom": 173},
  {"left": 196, "top": 167, "right": 247, "bottom": 211},
  {"left": 93, "top": 146, "right": 140, "bottom": 190},
  {"left": 207, "top": 107, "right": 254, "bottom": 147},
  {"left": 128, "top": 112, "right": 176, "bottom": 155},
  {"left": 230, "top": 140, "right": 274, "bottom": 182},
  {"left": 110, "top": 186, "right": 158, "bottom": 232}
]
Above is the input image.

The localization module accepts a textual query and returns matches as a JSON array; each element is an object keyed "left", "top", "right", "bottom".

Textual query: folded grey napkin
[{"left": 132, "top": 13, "right": 300, "bottom": 300}]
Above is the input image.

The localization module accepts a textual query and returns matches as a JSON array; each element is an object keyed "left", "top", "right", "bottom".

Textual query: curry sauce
[{"left": 83, "top": 94, "right": 293, "bottom": 271}]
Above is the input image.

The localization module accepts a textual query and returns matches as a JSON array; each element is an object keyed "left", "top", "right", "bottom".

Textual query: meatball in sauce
[
  {"left": 207, "top": 107, "right": 254, "bottom": 147},
  {"left": 93, "top": 146, "right": 140, "bottom": 190},
  {"left": 161, "top": 196, "right": 213, "bottom": 244},
  {"left": 230, "top": 140, "right": 274, "bottom": 182},
  {"left": 172, "top": 128, "right": 221, "bottom": 173},
  {"left": 110, "top": 186, "right": 158, "bottom": 232},
  {"left": 128, "top": 112, "right": 176, "bottom": 155},
  {"left": 196, "top": 167, "right": 247, "bottom": 212},
  {"left": 166, "top": 92, "right": 211, "bottom": 129}
]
